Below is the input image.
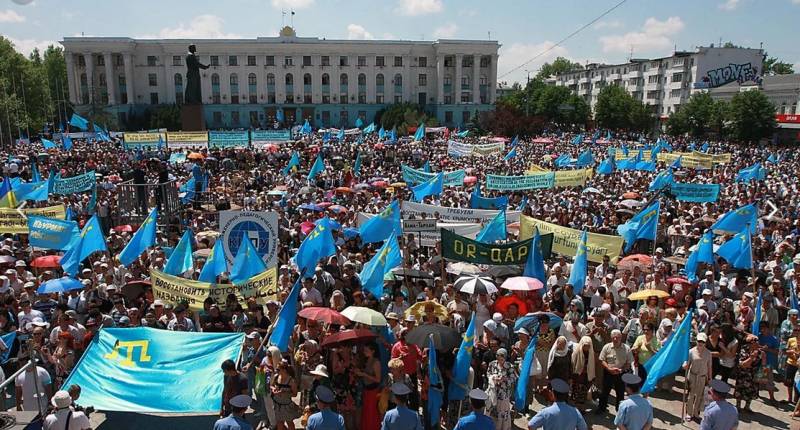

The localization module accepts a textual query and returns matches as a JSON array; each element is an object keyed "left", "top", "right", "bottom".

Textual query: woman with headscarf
[
  {"left": 485, "top": 348, "right": 517, "bottom": 430},
  {"left": 779, "top": 309, "right": 799, "bottom": 377},
  {"left": 736, "top": 334, "right": 764, "bottom": 412},
  {"left": 547, "top": 336, "right": 572, "bottom": 382},
  {"left": 570, "top": 335, "right": 596, "bottom": 406}
]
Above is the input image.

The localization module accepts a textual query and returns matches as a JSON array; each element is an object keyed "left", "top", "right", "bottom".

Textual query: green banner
[
  {"left": 441, "top": 228, "right": 553, "bottom": 265},
  {"left": 208, "top": 131, "right": 249, "bottom": 148},
  {"left": 486, "top": 173, "right": 555, "bottom": 191}
]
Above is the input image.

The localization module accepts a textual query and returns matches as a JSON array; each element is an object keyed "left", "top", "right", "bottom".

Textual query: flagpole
[
  {"left": 681, "top": 364, "right": 689, "bottom": 423},
  {"left": 747, "top": 223, "right": 756, "bottom": 294}
]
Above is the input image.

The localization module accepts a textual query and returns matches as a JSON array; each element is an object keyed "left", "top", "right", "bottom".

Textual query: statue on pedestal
[{"left": 184, "top": 44, "right": 209, "bottom": 105}]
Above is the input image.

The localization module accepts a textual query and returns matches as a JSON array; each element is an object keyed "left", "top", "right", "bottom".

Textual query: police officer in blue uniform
[
  {"left": 306, "top": 385, "right": 345, "bottom": 430},
  {"left": 213, "top": 394, "right": 253, "bottom": 430},
  {"left": 528, "top": 379, "right": 587, "bottom": 430},
  {"left": 382, "top": 382, "right": 422, "bottom": 430},
  {"left": 454, "top": 388, "right": 495, "bottom": 430},
  {"left": 614, "top": 373, "right": 653, "bottom": 430},
  {"left": 700, "top": 380, "right": 739, "bottom": 430}
]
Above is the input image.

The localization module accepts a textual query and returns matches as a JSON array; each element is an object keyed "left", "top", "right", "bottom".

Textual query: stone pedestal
[{"left": 181, "top": 104, "right": 205, "bottom": 131}]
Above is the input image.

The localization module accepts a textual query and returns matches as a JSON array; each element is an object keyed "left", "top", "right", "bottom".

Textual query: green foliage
[
  {"left": 666, "top": 93, "right": 727, "bottom": 137},
  {"left": 485, "top": 100, "right": 546, "bottom": 137},
  {"left": 497, "top": 79, "right": 589, "bottom": 128},
  {"left": 149, "top": 104, "right": 182, "bottom": 130},
  {"left": 536, "top": 57, "right": 583, "bottom": 80},
  {"left": 763, "top": 55, "right": 794, "bottom": 75},
  {"left": 466, "top": 110, "right": 485, "bottom": 136},
  {"left": 594, "top": 85, "right": 652, "bottom": 131},
  {"left": 375, "top": 102, "right": 438, "bottom": 135},
  {"left": 727, "top": 90, "right": 777, "bottom": 142}
]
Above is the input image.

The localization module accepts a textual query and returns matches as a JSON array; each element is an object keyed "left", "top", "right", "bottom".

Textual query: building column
[
  {"left": 84, "top": 53, "right": 95, "bottom": 104},
  {"left": 489, "top": 54, "right": 498, "bottom": 103},
  {"left": 104, "top": 52, "right": 116, "bottom": 105},
  {"left": 454, "top": 54, "right": 463, "bottom": 104},
  {"left": 123, "top": 53, "right": 135, "bottom": 104},
  {"left": 276, "top": 72, "right": 286, "bottom": 105},
  {"left": 436, "top": 54, "right": 444, "bottom": 104},
  {"left": 472, "top": 54, "right": 481, "bottom": 104},
  {"left": 403, "top": 55, "right": 412, "bottom": 102},
  {"left": 65, "top": 53, "right": 78, "bottom": 104}
]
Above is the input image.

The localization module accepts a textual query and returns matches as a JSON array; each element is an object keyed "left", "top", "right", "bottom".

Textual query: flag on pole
[
  {"left": 229, "top": 235, "right": 267, "bottom": 284},
  {"left": 710, "top": 203, "right": 758, "bottom": 234},
  {"left": 752, "top": 290, "right": 763, "bottom": 335},
  {"left": 514, "top": 333, "right": 539, "bottom": 411},
  {"left": 352, "top": 152, "right": 362, "bottom": 177},
  {"left": 475, "top": 210, "right": 506, "bottom": 243},
  {"left": 163, "top": 229, "right": 194, "bottom": 276},
  {"left": 427, "top": 335, "right": 443, "bottom": 427},
  {"left": 198, "top": 240, "right": 227, "bottom": 283},
  {"left": 359, "top": 235, "right": 402, "bottom": 299},
  {"left": 295, "top": 218, "right": 337, "bottom": 274},
  {"left": 523, "top": 228, "right": 546, "bottom": 283},
  {"left": 118, "top": 208, "right": 158, "bottom": 266},
  {"left": 716, "top": 227, "right": 753, "bottom": 269},
  {"left": 567, "top": 230, "right": 589, "bottom": 294},
  {"left": 642, "top": 311, "right": 693, "bottom": 393},
  {"left": 60, "top": 215, "right": 107, "bottom": 276},
  {"left": 69, "top": 113, "right": 89, "bottom": 130},
  {"left": 359, "top": 200, "right": 401, "bottom": 244},
  {"left": 411, "top": 172, "right": 443, "bottom": 202},
  {"left": 307, "top": 154, "right": 325, "bottom": 180},
  {"left": 616, "top": 201, "right": 660, "bottom": 253},
  {"left": 268, "top": 278, "right": 301, "bottom": 352},
  {"left": 414, "top": 123, "right": 425, "bottom": 141},
  {"left": 282, "top": 152, "right": 300, "bottom": 176},
  {"left": 685, "top": 231, "right": 714, "bottom": 283},
  {"left": 448, "top": 312, "right": 476, "bottom": 400}
]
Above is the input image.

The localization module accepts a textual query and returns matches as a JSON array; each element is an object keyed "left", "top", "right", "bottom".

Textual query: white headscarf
[
  {"left": 547, "top": 335, "right": 569, "bottom": 370},
  {"left": 571, "top": 336, "right": 596, "bottom": 382}
]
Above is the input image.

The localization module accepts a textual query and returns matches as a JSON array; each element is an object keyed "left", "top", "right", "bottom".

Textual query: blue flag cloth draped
[
  {"left": 597, "top": 157, "right": 615, "bottom": 175},
  {"left": 63, "top": 327, "right": 244, "bottom": 412},
  {"left": 359, "top": 200, "right": 402, "bottom": 243},
  {"left": 523, "top": 228, "right": 546, "bottom": 283},
  {"left": 60, "top": 214, "right": 107, "bottom": 276},
  {"left": 685, "top": 231, "right": 715, "bottom": 283},
  {"left": 700, "top": 142, "right": 709, "bottom": 152},
  {"left": 198, "top": 239, "right": 228, "bottom": 283},
  {"left": 295, "top": 218, "right": 337, "bottom": 274},
  {"left": 475, "top": 210, "right": 507, "bottom": 243},
  {"left": 378, "top": 127, "right": 386, "bottom": 139},
  {"left": 0, "top": 331, "right": 16, "bottom": 364},
  {"left": 14, "top": 180, "right": 49, "bottom": 202},
  {"left": 514, "top": 334, "right": 539, "bottom": 411},
  {"left": 710, "top": 203, "right": 758, "bottom": 234},
  {"left": 471, "top": 194, "right": 508, "bottom": 210},
  {"left": 69, "top": 113, "right": 89, "bottom": 130},
  {"left": 355, "top": 117, "right": 364, "bottom": 128},
  {"left": 567, "top": 230, "right": 589, "bottom": 294},
  {"left": 390, "top": 128, "right": 397, "bottom": 141},
  {"left": 359, "top": 235, "right": 402, "bottom": 299},
  {"left": 517, "top": 195, "right": 528, "bottom": 211},
  {"left": 670, "top": 155, "right": 683, "bottom": 169},
  {"left": 336, "top": 127, "right": 345, "bottom": 141},
  {"left": 63, "top": 134, "right": 73, "bottom": 150},
  {"left": 735, "top": 162, "right": 766, "bottom": 183},
  {"left": 427, "top": 335, "right": 443, "bottom": 427},
  {"left": 617, "top": 201, "right": 660, "bottom": 252},
  {"left": 229, "top": 235, "right": 267, "bottom": 284},
  {"left": 42, "top": 138, "right": 57, "bottom": 149},
  {"left": 301, "top": 119, "right": 312, "bottom": 134},
  {"left": 504, "top": 146, "right": 517, "bottom": 161},
  {"left": 282, "top": 152, "right": 300, "bottom": 176},
  {"left": 411, "top": 172, "right": 443, "bottom": 202},
  {"left": 570, "top": 134, "right": 583, "bottom": 145},
  {"left": 648, "top": 170, "right": 674, "bottom": 192},
  {"left": 688, "top": 142, "right": 697, "bottom": 151},
  {"left": 269, "top": 278, "right": 301, "bottom": 352},
  {"left": 31, "top": 161, "right": 41, "bottom": 182},
  {"left": 353, "top": 152, "right": 362, "bottom": 177},
  {"left": 27, "top": 216, "right": 79, "bottom": 251},
  {"left": 642, "top": 311, "right": 693, "bottom": 393},
  {"left": 118, "top": 208, "right": 158, "bottom": 266},
  {"left": 322, "top": 131, "right": 331, "bottom": 143},
  {"left": 163, "top": 229, "right": 194, "bottom": 276},
  {"left": 423, "top": 161, "right": 431, "bottom": 173},
  {"left": 510, "top": 135, "right": 519, "bottom": 148},
  {"left": 448, "top": 312, "right": 476, "bottom": 400},
  {"left": 414, "top": 123, "right": 425, "bottom": 141},
  {"left": 576, "top": 150, "right": 594, "bottom": 167},
  {"left": 716, "top": 227, "right": 753, "bottom": 269},
  {"left": 767, "top": 153, "right": 781, "bottom": 164},
  {"left": 308, "top": 154, "right": 325, "bottom": 180},
  {"left": 752, "top": 290, "right": 763, "bottom": 334}
]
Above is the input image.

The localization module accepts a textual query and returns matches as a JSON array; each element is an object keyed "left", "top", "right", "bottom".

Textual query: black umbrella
[
  {"left": 406, "top": 324, "right": 461, "bottom": 351},
  {"left": 391, "top": 267, "right": 434, "bottom": 279},
  {"left": 454, "top": 275, "right": 497, "bottom": 295}
]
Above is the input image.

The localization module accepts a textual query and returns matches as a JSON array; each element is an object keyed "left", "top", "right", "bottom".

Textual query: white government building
[
  {"left": 60, "top": 26, "right": 500, "bottom": 129},
  {"left": 548, "top": 45, "right": 765, "bottom": 120}
]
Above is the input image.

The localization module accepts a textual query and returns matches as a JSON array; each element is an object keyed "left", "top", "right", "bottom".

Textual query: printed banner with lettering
[
  {"left": 150, "top": 268, "right": 278, "bottom": 312},
  {"left": 52, "top": 170, "right": 96, "bottom": 195},
  {"left": 447, "top": 140, "right": 505, "bottom": 157},
  {"left": 400, "top": 201, "right": 521, "bottom": 224},
  {"left": 441, "top": 228, "right": 553, "bottom": 265},
  {"left": 554, "top": 168, "right": 594, "bottom": 188},
  {"left": 166, "top": 131, "right": 208, "bottom": 149},
  {"left": 123, "top": 132, "right": 165, "bottom": 150},
  {"left": 486, "top": 173, "right": 555, "bottom": 191},
  {"left": 27, "top": 216, "right": 78, "bottom": 250},
  {"left": 657, "top": 151, "right": 731, "bottom": 169},
  {"left": 0, "top": 205, "right": 66, "bottom": 234},
  {"left": 669, "top": 182, "right": 721, "bottom": 202},
  {"left": 401, "top": 164, "right": 466, "bottom": 186},
  {"left": 251, "top": 130, "right": 291, "bottom": 148},
  {"left": 358, "top": 213, "right": 483, "bottom": 247},
  {"left": 519, "top": 215, "right": 624, "bottom": 264},
  {"left": 208, "top": 130, "right": 249, "bottom": 149}
]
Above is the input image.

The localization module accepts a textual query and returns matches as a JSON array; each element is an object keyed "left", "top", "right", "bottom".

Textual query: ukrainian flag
[{"left": 0, "top": 178, "right": 18, "bottom": 208}]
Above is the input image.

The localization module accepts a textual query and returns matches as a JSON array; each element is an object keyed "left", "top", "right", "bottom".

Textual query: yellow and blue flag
[
  {"left": 567, "top": 230, "right": 589, "bottom": 293},
  {"left": 597, "top": 156, "right": 614, "bottom": 175},
  {"left": 735, "top": 162, "right": 766, "bottom": 183},
  {"left": 475, "top": 210, "right": 506, "bottom": 243},
  {"left": 230, "top": 235, "right": 267, "bottom": 284},
  {"left": 198, "top": 239, "right": 228, "bottom": 283},
  {"left": 295, "top": 218, "right": 337, "bottom": 274},
  {"left": 0, "top": 178, "right": 17, "bottom": 208},
  {"left": 617, "top": 201, "right": 660, "bottom": 252},
  {"left": 163, "top": 229, "right": 194, "bottom": 276},
  {"left": 414, "top": 123, "right": 425, "bottom": 141},
  {"left": 752, "top": 290, "right": 763, "bottom": 335},
  {"left": 281, "top": 151, "right": 300, "bottom": 176},
  {"left": 427, "top": 334, "right": 443, "bottom": 426},
  {"left": 269, "top": 278, "right": 301, "bottom": 352},
  {"left": 514, "top": 333, "right": 539, "bottom": 411},
  {"left": 118, "top": 208, "right": 158, "bottom": 266},
  {"left": 648, "top": 170, "right": 674, "bottom": 192},
  {"left": 307, "top": 154, "right": 325, "bottom": 180},
  {"left": 60, "top": 214, "right": 107, "bottom": 276},
  {"left": 710, "top": 203, "right": 758, "bottom": 234},
  {"left": 359, "top": 200, "right": 401, "bottom": 244},
  {"left": 716, "top": 227, "right": 752, "bottom": 269},
  {"left": 685, "top": 231, "right": 715, "bottom": 282},
  {"left": 359, "top": 235, "right": 401, "bottom": 299},
  {"left": 411, "top": 172, "right": 443, "bottom": 202},
  {"left": 523, "top": 228, "right": 547, "bottom": 283},
  {"left": 448, "top": 312, "right": 476, "bottom": 400},
  {"left": 353, "top": 152, "right": 362, "bottom": 177},
  {"left": 504, "top": 146, "right": 517, "bottom": 161},
  {"left": 69, "top": 113, "right": 89, "bottom": 130},
  {"left": 642, "top": 311, "right": 693, "bottom": 393}
]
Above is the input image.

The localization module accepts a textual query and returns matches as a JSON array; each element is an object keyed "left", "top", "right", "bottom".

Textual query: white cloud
[
  {"left": 346, "top": 24, "right": 374, "bottom": 40},
  {"left": 11, "top": 0, "right": 34, "bottom": 4},
  {"left": 270, "top": 0, "right": 315, "bottom": 9},
  {"left": 498, "top": 41, "right": 569, "bottom": 84},
  {"left": 593, "top": 20, "right": 622, "bottom": 30},
  {"left": 433, "top": 23, "right": 458, "bottom": 39},
  {"left": 794, "top": 0, "right": 800, "bottom": 4},
  {"left": 718, "top": 0, "right": 740, "bottom": 10},
  {"left": 8, "top": 37, "right": 55, "bottom": 56},
  {"left": 396, "top": 0, "right": 443, "bottom": 16},
  {"left": 382, "top": 33, "right": 398, "bottom": 40},
  {"left": 145, "top": 14, "right": 241, "bottom": 39},
  {"left": 599, "top": 16, "right": 685, "bottom": 54},
  {"left": 0, "top": 9, "right": 25, "bottom": 23}
]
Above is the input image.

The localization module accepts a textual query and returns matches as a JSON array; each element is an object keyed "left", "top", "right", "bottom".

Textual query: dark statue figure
[{"left": 184, "top": 44, "right": 209, "bottom": 105}]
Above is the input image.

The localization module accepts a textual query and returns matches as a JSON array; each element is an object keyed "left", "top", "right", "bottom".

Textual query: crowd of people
[{"left": 0, "top": 127, "right": 795, "bottom": 430}]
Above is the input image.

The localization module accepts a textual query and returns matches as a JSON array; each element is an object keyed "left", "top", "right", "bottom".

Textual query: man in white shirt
[
  {"left": 546, "top": 265, "right": 567, "bottom": 289},
  {"left": 167, "top": 305, "right": 196, "bottom": 331},
  {"left": 594, "top": 255, "right": 612, "bottom": 279},
  {"left": 17, "top": 300, "right": 44, "bottom": 333},
  {"left": 550, "top": 255, "right": 571, "bottom": 279},
  {"left": 15, "top": 360, "right": 52, "bottom": 412},
  {"left": 611, "top": 271, "right": 636, "bottom": 302},
  {"left": 44, "top": 390, "right": 91, "bottom": 430},
  {"left": 300, "top": 277, "right": 323, "bottom": 306}
]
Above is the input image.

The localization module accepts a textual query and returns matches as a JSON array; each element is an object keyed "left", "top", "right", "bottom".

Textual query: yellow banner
[
  {"left": 0, "top": 205, "right": 66, "bottom": 234},
  {"left": 519, "top": 215, "right": 623, "bottom": 264},
  {"left": 615, "top": 149, "right": 652, "bottom": 160},
  {"left": 554, "top": 168, "right": 594, "bottom": 188},
  {"left": 526, "top": 164, "right": 550, "bottom": 173},
  {"left": 657, "top": 151, "right": 732, "bottom": 169},
  {"left": 150, "top": 267, "right": 278, "bottom": 312},
  {"left": 123, "top": 132, "right": 166, "bottom": 143}
]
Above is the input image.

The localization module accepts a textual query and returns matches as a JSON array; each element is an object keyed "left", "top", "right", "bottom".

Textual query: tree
[
  {"left": 727, "top": 90, "right": 776, "bottom": 143},
  {"left": 149, "top": 104, "right": 181, "bottom": 130},
  {"left": 594, "top": 85, "right": 652, "bottom": 132},
  {"left": 374, "top": 102, "right": 438, "bottom": 135},
  {"left": 536, "top": 57, "right": 583, "bottom": 80},
  {"left": 666, "top": 92, "right": 727, "bottom": 137},
  {"left": 763, "top": 55, "right": 794, "bottom": 75}
]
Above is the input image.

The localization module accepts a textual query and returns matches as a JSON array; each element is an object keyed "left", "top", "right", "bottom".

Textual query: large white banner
[
  {"left": 218, "top": 211, "right": 279, "bottom": 267},
  {"left": 447, "top": 140, "right": 505, "bottom": 157},
  {"left": 401, "top": 201, "right": 521, "bottom": 224},
  {"left": 358, "top": 213, "right": 482, "bottom": 247}
]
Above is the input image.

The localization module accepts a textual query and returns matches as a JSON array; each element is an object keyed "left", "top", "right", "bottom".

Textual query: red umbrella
[
  {"left": 263, "top": 143, "right": 279, "bottom": 153},
  {"left": 320, "top": 329, "right": 377, "bottom": 348},
  {"left": 667, "top": 276, "right": 692, "bottom": 286},
  {"left": 493, "top": 295, "right": 529, "bottom": 316},
  {"left": 113, "top": 224, "right": 136, "bottom": 232},
  {"left": 300, "top": 221, "right": 316, "bottom": 235},
  {"left": 622, "top": 192, "right": 640, "bottom": 199},
  {"left": 500, "top": 276, "right": 544, "bottom": 291},
  {"left": 32, "top": 255, "right": 61, "bottom": 268},
  {"left": 298, "top": 307, "right": 351, "bottom": 325},
  {"left": 317, "top": 202, "right": 334, "bottom": 208},
  {"left": 619, "top": 254, "right": 653, "bottom": 265},
  {"left": 463, "top": 176, "right": 477, "bottom": 185},
  {"left": 371, "top": 180, "right": 388, "bottom": 188}
]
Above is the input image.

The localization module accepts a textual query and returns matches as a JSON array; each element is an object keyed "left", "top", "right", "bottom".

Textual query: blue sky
[{"left": 2, "top": 0, "right": 799, "bottom": 84}]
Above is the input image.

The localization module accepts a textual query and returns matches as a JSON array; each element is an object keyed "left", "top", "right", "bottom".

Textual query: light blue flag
[
  {"left": 229, "top": 234, "right": 267, "bottom": 284},
  {"left": 0, "top": 331, "right": 16, "bottom": 364},
  {"left": 87, "top": 185, "right": 97, "bottom": 214},
  {"left": 63, "top": 134, "right": 73, "bottom": 150},
  {"left": 716, "top": 227, "right": 753, "bottom": 269},
  {"left": 475, "top": 210, "right": 507, "bottom": 243},
  {"left": 322, "top": 131, "right": 331, "bottom": 143},
  {"left": 69, "top": 113, "right": 89, "bottom": 130},
  {"left": 163, "top": 229, "right": 194, "bottom": 276},
  {"left": 752, "top": 290, "right": 763, "bottom": 335},
  {"left": 448, "top": 312, "right": 476, "bottom": 400},
  {"left": 414, "top": 123, "right": 425, "bottom": 141},
  {"left": 471, "top": 194, "right": 508, "bottom": 210},
  {"left": 700, "top": 141, "right": 709, "bottom": 152},
  {"left": 621, "top": 143, "right": 629, "bottom": 157},
  {"left": 427, "top": 335, "right": 443, "bottom": 427},
  {"left": 282, "top": 152, "right": 300, "bottom": 176},
  {"left": 567, "top": 230, "right": 589, "bottom": 294},
  {"left": 269, "top": 278, "right": 301, "bottom": 352},
  {"left": 336, "top": 127, "right": 345, "bottom": 141},
  {"left": 649, "top": 170, "right": 673, "bottom": 192},
  {"left": 411, "top": 172, "right": 443, "bottom": 202},
  {"left": 65, "top": 206, "right": 73, "bottom": 222},
  {"left": 62, "top": 327, "right": 243, "bottom": 412},
  {"left": 42, "top": 138, "right": 57, "bottom": 149},
  {"left": 378, "top": 127, "right": 386, "bottom": 140},
  {"left": 710, "top": 203, "right": 758, "bottom": 234},
  {"left": 60, "top": 214, "right": 107, "bottom": 276},
  {"left": 688, "top": 142, "right": 696, "bottom": 151},
  {"left": 570, "top": 134, "right": 583, "bottom": 145},
  {"left": 14, "top": 180, "right": 49, "bottom": 202},
  {"left": 27, "top": 216, "right": 79, "bottom": 251},
  {"left": 353, "top": 152, "right": 362, "bottom": 177},
  {"left": 390, "top": 128, "right": 397, "bottom": 141},
  {"left": 791, "top": 283, "right": 799, "bottom": 314},
  {"left": 295, "top": 219, "right": 337, "bottom": 274},
  {"left": 517, "top": 195, "right": 528, "bottom": 211},
  {"left": 31, "top": 161, "right": 41, "bottom": 182},
  {"left": 359, "top": 200, "right": 401, "bottom": 244},
  {"left": 307, "top": 154, "right": 325, "bottom": 180},
  {"left": 355, "top": 117, "right": 364, "bottom": 128},
  {"left": 576, "top": 149, "right": 594, "bottom": 167},
  {"left": 597, "top": 157, "right": 614, "bottom": 175},
  {"left": 606, "top": 130, "right": 612, "bottom": 140},
  {"left": 363, "top": 122, "right": 376, "bottom": 134},
  {"left": 504, "top": 146, "right": 517, "bottom": 161},
  {"left": 523, "top": 228, "right": 546, "bottom": 283},
  {"left": 767, "top": 153, "right": 781, "bottom": 164},
  {"left": 118, "top": 208, "right": 157, "bottom": 266},
  {"left": 359, "top": 235, "right": 402, "bottom": 299},
  {"left": 423, "top": 161, "right": 431, "bottom": 173},
  {"left": 301, "top": 119, "right": 312, "bottom": 134},
  {"left": 198, "top": 239, "right": 228, "bottom": 283},
  {"left": 735, "top": 162, "right": 766, "bottom": 183},
  {"left": 158, "top": 135, "right": 165, "bottom": 150},
  {"left": 642, "top": 310, "right": 693, "bottom": 393},
  {"left": 276, "top": 109, "right": 285, "bottom": 123},
  {"left": 670, "top": 155, "right": 683, "bottom": 169},
  {"left": 617, "top": 201, "right": 660, "bottom": 252},
  {"left": 685, "top": 231, "right": 715, "bottom": 283},
  {"left": 510, "top": 135, "right": 519, "bottom": 148},
  {"left": 457, "top": 130, "right": 469, "bottom": 138},
  {"left": 514, "top": 333, "right": 539, "bottom": 411}
]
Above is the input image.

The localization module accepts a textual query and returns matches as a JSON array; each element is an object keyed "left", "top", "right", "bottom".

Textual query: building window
[
  {"left": 213, "top": 111, "right": 223, "bottom": 124},
  {"left": 463, "top": 56, "right": 473, "bottom": 68},
  {"left": 340, "top": 110, "right": 349, "bottom": 126},
  {"left": 358, "top": 74, "right": 366, "bottom": 86},
  {"left": 461, "top": 92, "right": 470, "bottom": 103},
  {"left": 174, "top": 73, "right": 183, "bottom": 86},
  {"left": 375, "top": 56, "right": 385, "bottom": 67},
  {"left": 147, "top": 56, "right": 157, "bottom": 66},
  {"left": 340, "top": 93, "right": 348, "bottom": 104},
  {"left": 284, "top": 56, "right": 293, "bottom": 66},
  {"left": 231, "top": 95, "right": 239, "bottom": 104},
  {"left": 376, "top": 74, "right": 384, "bottom": 87},
  {"left": 648, "top": 75, "right": 659, "bottom": 84},
  {"left": 322, "top": 95, "right": 330, "bottom": 104},
  {"left": 231, "top": 111, "right": 240, "bottom": 125},
  {"left": 322, "top": 74, "right": 330, "bottom": 86},
  {"left": 265, "top": 56, "right": 275, "bottom": 66},
  {"left": 230, "top": 74, "right": 239, "bottom": 86},
  {"left": 444, "top": 56, "right": 454, "bottom": 67},
  {"left": 99, "top": 73, "right": 107, "bottom": 87},
  {"left": 670, "top": 89, "right": 682, "bottom": 98},
  {"left": 340, "top": 74, "right": 348, "bottom": 85},
  {"left": 444, "top": 95, "right": 452, "bottom": 104},
  {"left": 418, "top": 74, "right": 427, "bottom": 86},
  {"left": 78, "top": 55, "right": 85, "bottom": 67},
  {"left": 321, "top": 56, "right": 330, "bottom": 66},
  {"left": 248, "top": 73, "right": 257, "bottom": 86},
  {"left": 338, "top": 56, "right": 347, "bottom": 66},
  {"left": 267, "top": 74, "right": 275, "bottom": 85},
  {"left": 247, "top": 55, "right": 256, "bottom": 66},
  {"left": 480, "top": 56, "right": 490, "bottom": 68},
  {"left": 462, "top": 111, "right": 470, "bottom": 123},
  {"left": 445, "top": 111, "right": 453, "bottom": 123},
  {"left": 358, "top": 56, "right": 366, "bottom": 67},
  {"left": 394, "top": 74, "right": 402, "bottom": 87},
  {"left": 418, "top": 57, "right": 427, "bottom": 68},
  {"left": 250, "top": 111, "right": 259, "bottom": 126},
  {"left": 461, "top": 76, "right": 469, "bottom": 88},
  {"left": 647, "top": 90, "right": 659, "bottom": 99},
  {"left": 118, "top": 75, "right": 126, "bottom": 87},
  {"left": 286, "top": 94, "right": 294, "bottom": 103},
  {"left": 250, "top": 94, "right": 257, "bottom": 104},
  {"left": 148, "top": 73, "right": 157, "bottom": 86},
  {"left": 672, "top": 73, "right": 683, "bottom": 83},
  {"left": 418, "top": 92, "right": 427, "bottom": 105},
  {"left": 304, "top": 94, "right": 312, "bottom": 104},
  {"left": 394, "top": 56, "right": 403, "bottom": 67},
  {"left": 210, "top": 56, "right": 219, "bottom": 66},
  {"left": 394, "top": 95, "right": 402, "bottom": 103},
  {"left": 211, "top": 74, "right": 220, "bottom": 85},
  {"left": 150, "top": 92, "right": 159, "bottom": 104},
  {"left": 321, "top": 110, "right": 330, "bottom": 125},
  {"left": 95, "top": 55, "right": 104, "bottom": 66},
  {"left": 376, "top": 94, "right": 384, "bottom": 103},
  {"left": 115, "top": 55, "right": 124, "bottom": 66},
  {"left": 285, "top": 74, "right": 293, "bottom": 85},
  {"left": 303, "top": 73, "right": 312, "bottom": 85},
  {"left": 228, "top": 56, "right": 237, "bottom": 66},
  {"left": 303, "top": 56, "right": 312, "bottom": 66},
  {"left": 480, "top": 75, "right": 487, "bottom": 85},
  {"left": 358, "top": 93, "right": 366, "bottom": 103},
  {"left": 444, "top": 76, "right": 452, "bottom": 85},
  {"left": 173, "top": 56, "right": 182, "bottom": 66}
]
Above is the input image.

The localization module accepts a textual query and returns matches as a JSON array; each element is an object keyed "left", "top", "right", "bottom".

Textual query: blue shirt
[
  {"left": 758, "top": 334, "right": 779, "bottom": 368},
  {"left": 614, "top": 394, "right": 653, "bottom": 430},
  {"left": 306, "top": 408, "right": 345, "bottom": 430},
  {"left": 528, "top": 402, "right": 587, "bottom": 430},
  {"left": 382, "top": 406, "right": 422, "bottom": 430},
  {"left": 212, "top": 415, "right": 252, "bottom": 430},
  {"left": 701, "top": 400, "right": 738, "bottom": 430},
  {"left": 454, "top": 411, "right": 495, "bottom": 430}
]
